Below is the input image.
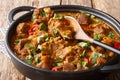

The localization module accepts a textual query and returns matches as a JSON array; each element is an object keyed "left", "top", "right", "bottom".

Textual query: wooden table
[{"left": 0, "top": 0, "right": 120, "bottom": 80}]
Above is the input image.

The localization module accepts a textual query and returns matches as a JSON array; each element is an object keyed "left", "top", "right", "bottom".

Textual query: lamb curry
[{"left": 11, "top": 8, "right": 120, "bottom": 72}]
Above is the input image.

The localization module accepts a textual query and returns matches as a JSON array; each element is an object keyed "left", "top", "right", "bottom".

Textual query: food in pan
[{"left": 11, "top": 8, "right": 120, "bottom": 72}]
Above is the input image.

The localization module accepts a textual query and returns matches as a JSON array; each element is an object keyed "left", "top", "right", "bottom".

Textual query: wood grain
[
  {"left": 0, "top": 0, "right": 61, "bottom": 80},
  {"left": 92, "top": 0, "right": 120, "bottom": 21},
  {"left": 61, "top": 0, "right": 92, "bottom": 7}
]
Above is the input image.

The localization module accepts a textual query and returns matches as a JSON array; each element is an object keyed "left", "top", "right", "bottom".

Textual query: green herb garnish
[
  {"left": 80, "top": 61, "right": 88, "bottom": 67},
  {"left": 39, "top": 23, "right": 48, "bottom": 31},
  {"left": 80, "top": 50, "right": 86, "bottom": 58},
  {"left": 108, "top": 32, "right": 115, "bottom": 39},
  {"left": 62, "top": 34, "right": 70, "bottom": 39},
  {"left": 92, "top": 52, "right": 106, "bottom": 64},
  {"left": 26, "top": 55, "right": 33, "bottom": 64},
  {"left": 27, "top": 45, "right": 37, "bottom": 55},
  {"left": 14, "top": 39, "right": 20, "bottom": 44},
  {"left": 35, "top": 57, "right": 41, "bottom": 63},
  {"left": 52, "top": 28, "right": 58, "bottom": 37},
  {"left": 94, "top": 34, "right": 101, "bottom": 40},
  {"left": 53, "top": 13, "right": 64, "bottom": 19},
  {"left": 37, "top": 45, "right": 44, "bottom": 51},
  {"left": 78, "top": 42, "right": 90, "bottom": 48}
]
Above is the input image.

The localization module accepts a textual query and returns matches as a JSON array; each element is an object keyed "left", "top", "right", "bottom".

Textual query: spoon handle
[{"left": 93, "top": 40, "right": 120, "bottom": 54}]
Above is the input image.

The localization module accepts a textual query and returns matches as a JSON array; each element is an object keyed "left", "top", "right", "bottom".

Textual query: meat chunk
[
  {"left": 63, "top": 63, "right": 75, "bottom": 71},
  {"left": 57, "top": 46, "right": 73, "bottom": 59},
  {"left": 16, "top": 23, "right": 29, "bottom": 34},
  {"left": 16, "top": 23, "right": 29, "bottom": 38},
  {"left": 75, "top": 13, "right": 90, "bottom": 25},
  {"left": 14, "top": 38, "right": 30, "bottom": 55},
  {"left": 96, "top": 57, "right": 107, "bottom": 66}
]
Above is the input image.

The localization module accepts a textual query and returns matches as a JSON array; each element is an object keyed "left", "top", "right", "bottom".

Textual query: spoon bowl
[{"left": 65, "top": 16, "right": 120, "bottom": 54}]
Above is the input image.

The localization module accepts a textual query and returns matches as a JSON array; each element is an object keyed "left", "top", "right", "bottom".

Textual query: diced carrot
[{"left": 84, "top": 58, "right": 89, "bottom": 63}]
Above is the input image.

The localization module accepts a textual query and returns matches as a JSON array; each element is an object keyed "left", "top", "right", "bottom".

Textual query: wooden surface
[{"left": 0, "top": 0, "right": 120, "bottom": 80}]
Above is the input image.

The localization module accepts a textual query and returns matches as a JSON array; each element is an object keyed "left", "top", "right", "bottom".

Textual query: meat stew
[{"left": 11, "top": 8, "right": 120, "bottom": 72}]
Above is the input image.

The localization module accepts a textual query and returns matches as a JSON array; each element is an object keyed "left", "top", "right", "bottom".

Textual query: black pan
[{"left": 6, "top": 5, "right": 120, "bottom": 80}]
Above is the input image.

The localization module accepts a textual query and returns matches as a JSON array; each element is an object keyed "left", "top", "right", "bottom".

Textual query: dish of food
[{"left": 10, "top": 7, "right": 120, "bottom": 72}]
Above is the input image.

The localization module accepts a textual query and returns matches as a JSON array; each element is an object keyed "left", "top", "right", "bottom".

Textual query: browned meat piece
[
  {"left": 14, "top": 38, "right": 30, "bottom": 55},
  {"left": 16, "top": 23, "right": 29, "bottom": 34},
  {"left": 16, "top": 23, "right": 29, "bottom": 38},
  {"left": 36, "top": 56, "right": 53, "bottom": 70},
  {"left": 94, "top": 26, "right": 104, "bottom": 34},
  {"left": 63, "top": 63, "right": 75, "bottom": 71},
  {"left": 57, "top": 46, "right": 73, "bottom": 59},
  {"left": 65, "top": 56, "right": 74, "bottom": 63},
  {"left": 96, "top": 57, "right": 107, "bottom": 66},
  {"left": 75, "top": 13, "right": 90, "bottom": 25},
  {"left": 95, "top": 46, "right": 105, "bottom": 53}
]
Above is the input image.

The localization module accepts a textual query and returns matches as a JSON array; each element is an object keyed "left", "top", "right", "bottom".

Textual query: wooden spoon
[{"left": 65, "top": 16, "right": 120, "bottom": 54}]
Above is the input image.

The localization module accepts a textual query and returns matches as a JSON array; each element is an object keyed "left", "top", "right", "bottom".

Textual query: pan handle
[
  {"left": 100, "top": 56, "right": 120, "bottom": 73},
  {"left": 8, "top": 6, "right": 35, "bottom": 24}
]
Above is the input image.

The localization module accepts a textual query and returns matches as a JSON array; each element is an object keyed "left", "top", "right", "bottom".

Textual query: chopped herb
[
  {"left": 52, "top": 28, "right": 58, "bottom": 37},
  {"left": 80, "top": 61, "right": 88, "bottom": 67},
  {"left": 39, "top": 23, "right": 48, "bottom": 31},
  {"left": 35, "top": 57, "right": 41, "bottom": 63},
  {"left": 62, "top": 34, "right": 70, "bottom": 39},
  {"left": 27, "top": 45, "right": 37, "bottom": 55},
  {"left": 14, "top": 39, "right": 20, "bottom": 44},
  {"left": 108, "top": 32, "right": 115, "bottom": 39},
  {"left": 45, "top": 37, "right": 50, "bottom": 42},
  {"left": 55, "top": 57, "right": 63, "bottom": 63},
  {"left": 26, "top": 55, "right": 33, "bottom": 64},
  {"left": 90, "top": 15, "right": 102, "bottom": 23},
  {"left": 27, "top": 45, "right": 34, "bottom": 50},
  {"left": 37, "top": 34, "right": 50, "bottom": 43},
  {"left": 92, "top": 52, "right": 106, "bottom": 64},
  {"left": 32, "top": 50, "right": 37, "bottom": 55},
  {"left": 53, "top": 13, "right": 64, "bottom": 19},
  {"left": 80, "top": 50, "right": 86, "bottom": 58},
  {"left": 78, "top": 42, "right": 90, "bottom": 48},
  {"left": 94, "top": 34, "right": 101, "bottom": 40},
  {"left": 37, "top": 45, "right": 44, "bottom": 51}
]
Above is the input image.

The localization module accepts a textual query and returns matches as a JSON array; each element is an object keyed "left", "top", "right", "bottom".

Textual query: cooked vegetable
[
  {"left": 80, "top": 50, "right": 86, "bottom": 58},
  {"left": 26, "top": 55, "right": 33, "bottom": 64},
  {"left": 108, "top": 32, "right": 115, "bottom": 38},
  {"left": 94, "top": 34, "right": 101, "bottom": 40},
  {"left": 37, "top": 45, "right": 44, "bottom": 51},
  {"left": 52, "top": 28, "right": 58, "bottom": 37},
  {"left": 114, "top": 41, "right": 120, "bottom": 50},
  {"left": 11, "top": 7, "right": 118, "bottom": 72},
  {"left": 78, "top": 42, "right": 90, "bottom": 48},
  {"left": 28, "top": 24, "right": 38, "bottom": 35},
  {"left": 35, "top": 57, "right": 41, "bottom": 63},
  {"left": 80, "top": 61, "right": 87, "bottom": 67},
  {"left": 14, "top": 39, "right": 20, "bottom": 44},
  {"left": 54, "top": 13, "right": 64, "bottom": 19},
  {"left": 39, "top": 23, "right": 47, "bottom": 31}
]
